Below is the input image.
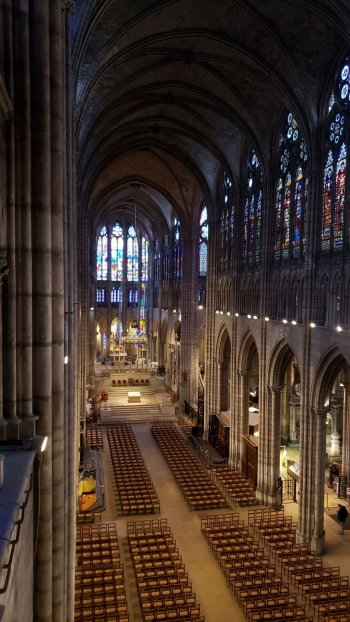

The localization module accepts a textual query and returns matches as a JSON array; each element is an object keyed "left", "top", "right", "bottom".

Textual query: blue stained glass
[
  {"left": 96, "top": 226, "right": 108, "bottom": 280},
  {"left": 127, "top": 226, "right": 139, "bottom": 281},
  {"left": 111, "top": 222, "right": 124, "bottom": 281},
  {"left": 338, "top": 58, "right": 350, "bottom": 108},
  {"left": 141, "top": 235, "right": 149, "bottom": 281},
  {"left": 199, "top": 206, "right": 208, "bottom": 276},
  {"left": 243, "top": 151, "right": 262, "bottom": 266}
]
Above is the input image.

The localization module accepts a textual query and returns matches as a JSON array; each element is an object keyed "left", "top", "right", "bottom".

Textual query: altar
[{"left": 128, "top": 391, "right": 141, "bottom": 404}]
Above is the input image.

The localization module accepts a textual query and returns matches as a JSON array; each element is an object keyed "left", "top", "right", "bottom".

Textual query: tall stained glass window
[
  {"left": 163, "top": 235, "right": 169, "bottom": 279},
  {"left": 154, "top": 239, "right": 160, "bottom": 281},
  {"left": 141, "top": 235, "right": 149, "bottom": 281},
  {"left": 321, "top": 62, "right": 349, "bottom": 252},
  {"left": 96, "top": 226, "right": 108, "bottom": 280},
  {"left": 127, "top": 225, "right": 139, "bottom": 281},
  {"left": 172, "top": 215, "right": 182, "bottom": 278},
  {"left": 199, "top": 206, "right": 208, "bottom": 276},
  {"left": 243, "top": 151, "right": 262, "bottom": 266},
  {"left": 111, "top": 222, "right": 124, "bottom": 281},
  {"left": 274, "top": 113, "right": 308, "bottom": 262},
  {"left": 219, "top": 173, "right": 234, "bottom": 271}
]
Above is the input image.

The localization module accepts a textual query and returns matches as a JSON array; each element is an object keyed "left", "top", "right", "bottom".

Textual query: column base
[{"left": 310, "top": 531, "right": 325, "bottom": 555}]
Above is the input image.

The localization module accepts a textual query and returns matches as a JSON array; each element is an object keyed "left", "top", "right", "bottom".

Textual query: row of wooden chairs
[
  {"left": 201, "top": 512, "right": 312, "bottom": 622},
  {"left": 107, "top": 424, "right": 160, "bottom": 515},
  {"left": 250, "top": 507, "right": 350, "bottom": 621},
  {"left": 74, "top": 522, "right": 128, "bottom": 622},
  {"left": 212, "top": 465, "right": 257, "bottom": 506},
  {"left": 76, "top": 510, "right": 102, "bottom": 525},
  {"left": 86, "top": 424, "right": 104, "bottom": 450},
  {"left": 128, "top": 518, "right": 205, "bottom": 622},
  {"left": 151, "top": 423, "right": 227, "bottom": 511},
  {"left": 111, "top": 378, "right": 150, "bottom": 386}
]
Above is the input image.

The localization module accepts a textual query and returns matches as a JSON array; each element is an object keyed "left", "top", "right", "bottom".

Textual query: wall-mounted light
[
  {"left": 291, "top": 320, "right": 297, "bottom": 325},
  {"left": 336, "top": 325, "right": 343, "bottom": 332},
  {"left": 198, "top": 305, "right": 203, "bottom": 310},
  {"left": 264, "top": 316, "right": 269, "bottom": 322},
  {"left": 90, "top": 307, "right": 94, "bottom": 311},
  {"left": 220, "top": 310, "right": 224, "bottom": 315},
  {"left": 235, "top": 313, "right": 239, "bottom": 317},
  {"left": 310, "top": 322, "right": 316, "bottom": 328},
  {"left": 215, "top": 310, "right": 219, "bottom": 314},
  {"left": 253, "top": 315, "right": 258, "bottom": 320},
  {"left": 282, "top": 319, "right": 288, "bottom": 324},
  {"left": 226, "top": 311, "right": 231, "bottom": 316},
  {"left": 247, "top": 314, "right": 252, "bottom": 319},
  {"left": 64, "top": 355, "right": 69, "bottom": 365}
]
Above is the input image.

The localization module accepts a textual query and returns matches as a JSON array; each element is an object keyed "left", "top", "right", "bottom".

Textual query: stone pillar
[
  {"left": 311, "top": 408, "right": 328, "bottom": 553},
  {"left": 280, "top": 383, "right": 290, "bottom": 444},
  {"left": 232, "top": 369, "right": 249, "bottom": 466},
  {"left": 341, "top": 384, "right": 350, "bottom": 483},
  {"left": 289, "top": 404, "right": 299, "bottom": 442},
  {"left": 30, "top": 2, "right": 53, "bottom": 619},
  {"left": 257, "top": 385, "right": 283, "bottom": 506},
  {"left": 0, "top": 252, "right": 9, "bottom": 437}
]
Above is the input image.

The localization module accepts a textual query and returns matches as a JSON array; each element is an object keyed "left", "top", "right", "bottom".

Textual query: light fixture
[
  {"left": 282, "top": 319, "right": 288, "bottom": 324},
  {"left": 253, "top": 315, "right": 258, "bottom": 320},
  {"left": 264, "top": 316, "right": 269, "bottom": 322},
  {"left": 247, "top": 314, "right": 251, "bottom": 319},
  {"left": 215, "top": 310, "right": 219, "bottom": 314},
  {"left": 90, "top": 307, "right": 94, "bottom": 311},
  {"left": 291, "top": 320, "right": 297, "bottom": 325},
  {"left": 336, "top": 325, "right": 343, "bottom": 332},
  {"left": 31, "top": 435, "right": 48, "bottom": 454},
  {"left": 198, "top": 305, "right": 203, "bottom": 310},
  {"left": 64, "top": 355, "right": 69, "bottom": 365},
  {"left": 235, "top": 313, "right": 239, "bottom": 317},
  {"left": 220, "top": 310, "right": 224, "bottom": 315},
  {"left": 226, "top": 311, "right": 231, "bottom": 316},
  {"left": 310, "top": 322, "right": 316, "bottom": 328},
  {"left": 173, "top": 309, "right": 177, "bottom": 313}
]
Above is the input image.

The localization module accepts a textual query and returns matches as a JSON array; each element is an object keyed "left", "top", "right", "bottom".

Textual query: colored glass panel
[
  {"left": 96, "top": 226, "right": 108, "bottom": 280},
  {"left": 163, "top": 235, "right": 169, "bottom": 279},
  {"left": 127, "top": 226, "right": 139, "bottom": 281},
  {"left": 333, "top": 143, "right": 347, "bottom": 250},
  {"left": 141, "top": 235, "right": 149, "bottom": 281},
  {"left": 243, "top": 151, "right": 262, "bottom": 267},
  {"left": 282, "top": 172, "right": 292, "bottom": 258},
  {"left": 111, "top": 222, "right": 124, "bottom": 281},
  {"left": 199, "top": 206, "right": 208, "bottom": 276},
  {"left": 321, "top": 150, "right": 334, "bottom": 252},
  {"left": 293, "top": 166, "right": 303, "bottom": 256}
]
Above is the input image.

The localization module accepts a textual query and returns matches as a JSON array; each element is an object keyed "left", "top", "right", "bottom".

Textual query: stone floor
[{"left": 98, "top": 420, "right": 350, "bottom": 622}]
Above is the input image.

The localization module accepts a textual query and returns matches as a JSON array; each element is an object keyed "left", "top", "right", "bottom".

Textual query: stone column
[
  {"left": 341, "top": 384, "right": 350, "bottom": 483},
  {"left": 0, "top": 253, "right": 9, "bottom": 438},
  {"left": 232, "top": 369, "right": 249, "bottom": 466},
  {"left": 311, "top": 408, "right": 328, "bottom": 553},
  {"left": 257, "top": 385, "right": 283, "bottom": 506},
  {"left": 30, "top": 2, "right": 53, "bottom": 619}
]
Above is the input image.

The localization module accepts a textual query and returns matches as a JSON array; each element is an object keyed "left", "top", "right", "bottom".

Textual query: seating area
[
  {"left": 212, "top": 465, "right": 256, "bottom": 506},
  {"left": 151, "top": 424, "right": 227, "bottom": 511},
  {"left": 86, "top": 424, "right": 104, "bottom": 450},
  {"left": 201, "top": 512, "right": 312, "bottom": 622},
  {"left": 107, "top": 424, "right": 160, "bottom": 515},
  {"left": 74, "top": 523, "right": 128, "bottom": 621},
  {"left": 111, "top": 378, "right": 150, "bottom": 386},
  {"left": 128, "top": 518, "right": 205, "bottom": 622}
]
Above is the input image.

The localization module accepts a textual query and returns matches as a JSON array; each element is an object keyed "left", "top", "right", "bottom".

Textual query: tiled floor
[{"left": 99, "top": 420, "right": 350, "bottom": 622}]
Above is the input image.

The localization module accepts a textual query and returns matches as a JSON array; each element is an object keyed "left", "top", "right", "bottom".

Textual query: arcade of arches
[{"left": 2, "top": 2, "right": 350, "bottom": 621}]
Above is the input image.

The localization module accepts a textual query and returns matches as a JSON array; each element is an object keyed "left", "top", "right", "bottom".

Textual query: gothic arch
[
  {"left": 238, "top": 329, "right": 258, "bottom": 373},
  {"left": 311, "top": 347, "right": 350, "bottom": 409},
  {"left": 267, "top": 337, "right": 299, "bottom": 388}
]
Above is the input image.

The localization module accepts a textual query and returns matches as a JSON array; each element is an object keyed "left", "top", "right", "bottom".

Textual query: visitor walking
[{"left": 337, "top": 503, "right": 348, "bottom": 534}]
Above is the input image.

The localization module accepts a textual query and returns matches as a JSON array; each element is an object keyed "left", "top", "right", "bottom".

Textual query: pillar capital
[
  {"left": 308, "top": 406, "right": 329, "bottom": 421},
  {"left": 234, "top": 369, "right": 250, "bottom": 377}
]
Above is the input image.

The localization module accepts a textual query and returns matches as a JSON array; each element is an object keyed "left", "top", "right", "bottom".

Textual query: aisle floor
[{"left": 99, "top": 421, "right": 350, "bottom": 622}]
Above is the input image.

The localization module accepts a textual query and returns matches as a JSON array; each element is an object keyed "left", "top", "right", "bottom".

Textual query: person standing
[{"left": 337, "top": 504, "right": 348, "bottom": 534}]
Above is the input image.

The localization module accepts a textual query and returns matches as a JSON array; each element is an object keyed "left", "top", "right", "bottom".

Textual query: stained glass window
[
  {"left": 321, "top": 78, "right": 348, "bottom": 252},
  {"left": 140, "top": 283, "right": 146, "bottom": 320},
  {"left": 154, "top": 239, "right": 160, "bottom": 281},
  {"left": 163, "top": 235, "right": 169, "bottom": 279},
  {"left": 111, "top": 222, "right": 124, "bottom": 281},
  {"left": 96, "top": 287, "right": 106, "bottom": 305},
  {"left": 199, "top": 206, "right": 208, "bottom": 276},
  {"left": 172, "top": 215, "right": 182, "bottom": 278},
  {"left": 274, "top": 113, "right": 308, "bottom": 262},
  {"left": 141, "top": 235, "right": 149, "bottom": 281},
  {"left": 198, "top": 285, "right": 206, "bottom": 305},
  {"left": 96, "top": 226, "right": 108, "bottom": 280},
  {"left": 127, "top": 225, "right": 139, "bottom": 281},
  {"left": 242, "top": 152, "right": 262, "bottom": 266},
  {"left": 111, "top": 287, "right": 117, "bottom": 304},
  {"left": 111, "top": 286, "right": 123, "bottom": 306},
  {"left": 219, "top": 173, "right": 234, "bottom": 271}
]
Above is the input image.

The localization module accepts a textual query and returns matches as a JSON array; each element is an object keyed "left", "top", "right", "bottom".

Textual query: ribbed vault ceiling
[{"left": 70, "top": 0, "right": 349, "bottom": 236}]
